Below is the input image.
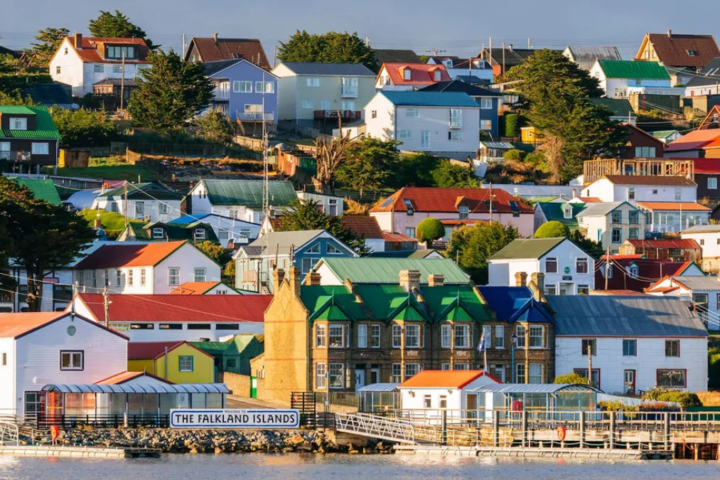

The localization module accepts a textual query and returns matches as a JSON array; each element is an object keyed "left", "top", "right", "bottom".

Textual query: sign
[
  {"left": 562, "top": 275, "right": 573, "bottom": 281},
  {"left": 563, "top": 266, "right": 571, "bottom": 274},
  {"left": 170, "top": 409, "right": 299, "bottom": 429}
]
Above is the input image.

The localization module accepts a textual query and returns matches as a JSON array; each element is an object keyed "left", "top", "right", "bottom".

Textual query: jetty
[{"left": 0, "top": 445, "right": 162, "bottom": 459}]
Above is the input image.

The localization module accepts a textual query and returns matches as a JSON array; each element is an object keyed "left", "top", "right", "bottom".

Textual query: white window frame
[
  {"left": 168, "top": 267, "right": 180, "bottom": 286},
  {"left": 545, "top": 258, "right": 558, "bottom": 274},
  {"left": 391, "top": 364, "right": 402, "bottom": 383},
  {"left": 371, "top": 325, "right": 381, "bottom": 348},
  {"left": 709, "top": 178, "right": 718, "bottom": 190},
  {"left": 31, "top": 143, "right": 49, "bottom": 155},
  {"left": 194, "top": 229, "right": 206, "bottom": 240},
  {"left": 357, "top": 324, "right": 368, "bottom": 348},
  {"left": 152, "top": 228, "right": 164, "bottom": 239},
  {"left": 179, "top": 356, "right": 194, "bottom": 372},
  {"left": 480, "top": 98, "right": 493, "bottom": 109},
  {"left": 495, "top": 325, "right": 505, "bottom": 349},
  {"left": 329, "top": 324, "right": 344, "bottom": 348},
  {"left": 326, "top": 243, "right": 342, "bottom": 254},
  {"left": 316, "top": 324, "right": 326, "bottom": 348},
  {"left": 140, "top": 268, "right": 146, "bottom": 286},
  {"left": 454, "top": 324, "right": 469, "bottom": 349},
  {"left": 529, "top": 363, "right": 543, "bottom": 384},
  {"left": 194, "top": 267, "right": 206, "bottom": 283},
  {"left": 405, "top": 108, "right": 419, "bottom": 117},
  {"left": 328, "top": 363, "right": 344, "bottom": 389},
  {"left": 405, "top": 324, "right": 420, "bottom": 348},
  {"left": 392, "top": 324, "right": 402, "bottom": 348},
  {"left": 306, "top": 243, "right": 321, "bottom": 254},
  {"left": 316, "top": 363, "right": 327, "bottom": 388},
  {"left": 450, "top": 131, "right": 463, "bottom": 141},
  {"left": 528, "top": 325, "right": 544, "bottom": 348},
  {"left": 441, "top": 324, "right": 451, "bottom": 348},
  {"left": 159, "top": 203, "right": 169, "bottom": 214},
  {"left": 516, "top": 325, "right": 526, "bottom": 348},
  {"left": 9, "top": 118, "right": 27, "bottom": 130},
  {"left": 399, "top": 130, "right": 412, "bottom": 140},
  {"left": 450, "top": 109, "right": 462, "bottom": 128},
  {"left": 306, "top": 77, "right": 321, "bottom": 87},
  {"left": 116, "top": 270, "right": 122, "bottom": 287},
  {"left": 405, "top": 363, "right": 420, "bottom": 379},
  {"left": 233, "top": 81, "right": 253, "bottom": 93}
]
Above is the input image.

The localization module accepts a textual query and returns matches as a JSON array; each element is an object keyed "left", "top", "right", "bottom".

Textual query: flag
[{"left": 477, "top": 332, "right": 485, "bottom": 353}]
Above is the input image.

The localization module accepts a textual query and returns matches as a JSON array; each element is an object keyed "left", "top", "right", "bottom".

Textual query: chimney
[
  {"left": 305, "top": 272, "right": 322, "bottom": 286},
  {"left": 428, "top": 274, "right": 444, "bottom": 287},
  {"left": 515, "top": 272, "right": 528, "bottom": 287},
  {"left": 667, "top": 29, "right": 672, "bottom": 38},
  {"left": 399, "top": 270, "right": 421, "bottom": 292},
  {"left": 529, "top": 272, "right": 546, "bottom": 302},
  {"left": 75, "top": 33, "right": 83, "bottom": 49},
  {"left": 508, "top": 44, "right": 513, "bottom": 52},
  {"left": 572, "top": 188, "right": 577, "bottom": 198},
  {"left": 272, "top": 268, "right": 285, "bottom": 293},
  {"left": 213, "top": 33, "right": 218, "bottom": 43},
  {"left": 288, "top": 266, "right": 302, "bottom": 295}
]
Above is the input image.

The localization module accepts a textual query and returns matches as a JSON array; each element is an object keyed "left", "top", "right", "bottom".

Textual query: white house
[
  {"left": 0, "top": 312, "right": 128, "bottom": 416},
  {"left": 68, "top": 293, "right": 271, "bottom": 342},
  {"left": 581, "top": 175, "right": 698, "bottom": 204},
  {"left": 488, "top": 238, "right": 595, "bottom": 295},
  {"left": 93, "top": 183, "right": 185, "bottom": 223},
  {"left": 589, "top": 59, "right": 675, "bottom": 99},
  {"left": 576, "top": 202, "right": 647, "bottom": 253},
  {"left": 49, "top": 33, "right": 150, "bottom": 97},
  {"left": 426, "top": 57, "right": 494, "bottom": 83},
  {"left": 683, "top": 225, "right": 720, "bottom": 273},
  {"left": 72, "top": 241, "right": 221, "bottom": 295},
  {"left": 296, "top": 191, "right": 344, "bottom": 216},
  {"left": 364, "top": 91, "right": 481, "bottom": 157},
  {"left": 397, "top": 370, "right": 500, "bottom": 418},
  {"left": 550, "top": 296, "right": 708, "bottom": 393},
  {"left": 187, "top": 179, "right": 297, "bottom": 224},
  {"left": 168, "top": 213, "right": 261, "bottom": 248},
  {"left": 645, "top": 275, "right": 720, "bottom": 331}
]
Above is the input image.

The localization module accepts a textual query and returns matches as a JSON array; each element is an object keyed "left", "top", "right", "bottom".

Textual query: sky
[{"left": 2, "top": 0, "right": 720, "bottom": 61}]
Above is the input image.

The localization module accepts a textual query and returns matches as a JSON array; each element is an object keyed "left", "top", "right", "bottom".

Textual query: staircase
[
  {"left": 0, "top": 421, "right": 19, "bottom": 446},
  {"left": 334, "top": 413, "right": 439, "bottom": 444}
]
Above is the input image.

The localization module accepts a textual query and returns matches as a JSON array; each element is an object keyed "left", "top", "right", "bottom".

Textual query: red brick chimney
[{"left": 74, "top": 33, "right": 83, "bottom": 49}]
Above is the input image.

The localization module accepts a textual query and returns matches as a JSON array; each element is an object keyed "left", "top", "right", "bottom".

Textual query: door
[
  {"left": 355, "top": 370, "right": 365, "bottom": 391},
  {"left": 369, "top": 368, "right": 380, "bottom": 385},
  {"left": 467, "top": 394, "right": 478, "bottom": 419},
  {"left": 624, "top": 370, "right": 636, "bottom": 395},
  {"left": 559, "top": 283, "right": 573, "bottom": 295},
  {"left": 250, "top": 376, "right": 258, "bottom": 398},
  {"left": 420, "top": 131, "right": 430, "bottom": 149},
  {"left": 135, "top": 201, "right": 145, "bottom": 219},
  {"left": 24, "top": 391, "right": 45, "bottom": 418}
]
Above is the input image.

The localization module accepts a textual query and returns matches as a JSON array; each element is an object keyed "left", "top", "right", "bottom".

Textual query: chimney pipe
[
  {"left": 667, "top": 29, "right": 672, "bottom": 38},
  {"left": 272, "top": 268, "right": 285, "bottom": 293},
  {"left": 572, "top": 188, "right": 577, "bottom": 198},
  {"left": 508, "top": 44, "right": 513, "bottom": 52},
  {"left": 74, "top": 33, "right": 83, "bottom": 50},
  {"left": 213, "top": 33, "right": 218, "bottom": 43},
  {"left": 515, "top": 272, "right": 528, "bottom": 287},
  {"left": 399, "top": 270, "right": 421, "bottom": 292},
  {"left": 428, "top": 274, "right": 444, "bottom": 287}
]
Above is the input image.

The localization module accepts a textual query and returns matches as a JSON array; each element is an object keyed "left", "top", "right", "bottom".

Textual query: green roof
[
  {"left": 124, "top": 221, "right": 220, "bottom": 244},
  {"left": 597, "top": 60, "right": 670, "bottom": 80},
  {"left": 590, "top": 98, "right": 635, "bottom": 117},
  {"left": 190, "top": 341, "right": 237, "bottom": 356},
  {"left": 490, "top": 237, "right": 567, "bottom": 261},
  {"left": 0, "top": 105, "right": 61, "bottom": 140},
  {"left": 201, "top": 179, "right": 297, "bottom": 208},
  {"left": 651, "top": 130, "right": 679, "bottom": 140},
  {"left": 381, "top": 91, "right": 480, "bottom": 108},
  {"left": 317, "top": 257, "right": 469, "bottom": 285},
  {"left": 536, "top": 202, "right": 584, "bottom": 229},
  {"left": 300, "top": 283, "right": 491, "bottom": 324},
  {"left": 99, "top": 182, "right": 184, "bottom": 200},
  {"left": 11, "top": 178, "right": 61, "bottom": 205}
]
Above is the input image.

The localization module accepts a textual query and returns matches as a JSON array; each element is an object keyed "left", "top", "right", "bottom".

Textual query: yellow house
[
  {"left": 128, "top": 341, "right": 215, "bottom": 384},
  {"left": 521, "top": 126, "right": 544, "bottom": 145}
]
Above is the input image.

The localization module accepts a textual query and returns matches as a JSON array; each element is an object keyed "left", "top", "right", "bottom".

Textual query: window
[
  {"left": 405, "top": 108, "right": 419, "bottom": 117},
  {"left": 193, "top": 268, "right": 206, "bottom": 282},
  {"left": 392, "top": 324, "right": 402, "bottom": 348},
  {"left": 454, "top": 324, "right": 469, "bottom": 348},
  {"left": 424, "top": 395, "right": 432, "bottom": 408},
  {"left": 449, "top": 131, "right": 463, "bottom": 141},
  {"left": 306, "top": 243, "right": 321, "bottom": 254},
  {"left": 652, "top": 189, "right": 658, "bottom": 195},
  {"left": 152, "top": 227, "right": 164, "bottom": 239},
  {"left": 441, "top": 363, "right": 451, "bottom": 371},
  {"left": 168, "top": 267, "right": 180, "bottom": 286},
  {"left": 701, "top": 239, "right": 705, "bottom": 246},
  {"left": 341, "top": 100, "right": 355, "bottom": 112},
  {"left": 135, "top": 201, "right": 145, "bottom": 218},
  {"left": 371, "top": 325, "right": 381, "bottom": 348},
  {"left": 576, "top": 258, "right": 589, "bottom": 274},
  {"left": 116, "top": 270, "right": 122, "bottom": 287},
  {"left": 329, "top": 324, "right": 344, "bottom": 348},
  {"left": 399, "top": 130, "right": 412, "bottom": 140},
  {"left": 529, "top": 326, "right": 544, "bottom": 348},
  {"left": 675, "top": 188, "right": 682, "bottom": 201},
  {"left": 328, "top": 363, "right": 344, "bottom": 388},
  {"left": 357, "top": 325, "right": 368, "bottom": 348},
  {"left": 546, "top": 258, "right": 558, "bottom": 273},
  {"left": 581, "top": 339, "right": 596, "bottom": 356},
  {"left": 405, "top": 363, "right": 420, "bottom": 379},
  {"left": 458, "top": 205, "right": 469, "bottom": 219},
  {"left": 60, "top": 351, "right": 83, "bottom": 371},
  {"left": 516, "top": 363, "right": 526, "bottom": 384},
  {"left": 140, "top": 268, "right": 146, "bottom": 286},
  {"left": 405, "top": 227, "right": 415, "bottom": 238},
  {"left": 495, "top": 325, "right": 505, "bottom": 348},
  {"left": 9, "top": 118, "right": 27, "bottom": 130},
  {"left": 665, "top": 340, "right": 680, "bottom": 357},
  {"left": 31, "top": 143, "right": 49, "bottom": 155},
  {"left": 187, "top": 324, "right": 211, "bottom": 330},
  {"left": 629, "top": 211, "right": 639, "bottom": 224},
  {"left": 301, "top": 258, "right": 315, "bottom": 274},
  {"left": 91, "top": 270, "right": 97, "bottom": 288},
  {"left": 93, "top": 64, "right": 104, "bottom": 73},
  {"left": 480, "top": 120, "right": 493, "bottom": 131},
  {"left": 159, "top": 324, "right": 183, "bottom": 330},
  {"left": 255, "top": 81, "right": 274, "bottom": 93},
  {"left": 441, "top": 324, "right": 451, "bottom": 348},
  {"left": 306, "top": 77, "right": 321, "bottom": 87},
  {"left": 454, "top": 363, "right": 469, "bottom": 370},
  {"left": 215, "top": 324, "right": 239, "bottom": 330},
  {"left": 371, "top": 110, "right": 377, "bottom": 119},
  {"left": 623, "top": 339, "right": 637, "bottom": 356},
  {"left": 433, "top": 70, "right": 441, "bottom": 81},
  {"left": 131, "top": 323, "right": 155, "bottom": 330},
  {"left": 391, "top": 364, "right": 402, "bottom": 383},
  {"left": 578, "top": 285, "right": 590, "bottom": 295},
  {"left": 341, "top": 77, "right": 358, "bottom": 97},
  {"left": 320, "top": 99, "right": 331, "bottom": 111},
  {"left": 159, "top": 203, "right": 169, "bottom": 215},
  {"left": 326, "top": 244, "right": 342, "bottom": 254},
  {"left": 439, "top": 395, "right": 447, "bottom": 408},
  {"left": 106, "top": 46, "right": 137, "bottom": 60},
  {"left": 480, "top": 98, "right": 493, "bottom": 109},
  {"left": 628, "top": 228, "right": 639, "bottom": 240},
  {"left": 482, "top": 325, "right": 492, "bottom": 349},
  {"left": 421, "top": 131, "right": 430, "bottom": 148},
  {"left": 179, "top": 356, "right": 194, "bottom": 372},
  {"left": 611, "top": 228, "right": 621, "bottom": 243},
  {"left": 516, "top": 325, "right": 526, "bottom": 347},
  {"left": 128, "top": 269, "right": 134, "bottom": 286},
  {"left": 1, "top": 352, "right": 6, "bottom": 366},
  {"left": 709, "top": 178, "right": 718, "bottom": 190},
  {"left": 316, "top": 363, "right": 326, "bottom": 388},
  {"left": 687, "top": 50, "right": 698, "bottom": 56},
  {"left": 403, "top": 69, "right": 411, "bottom": 81},
  {"left": 56, "top": 66, "right": 61, "bottom": 74},
  {"left": 612, "top": 210, "right": 622, "bottom": 223},
  {"left": 301, "top": 99, "right": 314, "bottom": 109},
  {"left": 657, "top": 369, "right": 686, "bottom": 388},
  {"left": 574, "top": 368, "right": 600, "bottom": 388},
  {"left": 450, "top": 109, "right": 462, "bottom": 128},
  {"left": 233, "top": 81, "right": 253, "bottom": 93},
  {"left": 405, "top": 324, "right": 420, "bottom": 348},
  {"left": 194, "top": 229, "right": 206, "bottom": 241},
  {"left": 635, "top": 146, "right": 656, "bottom": 158},
  {"left": 529, "top": 364, "right": 543, "bottom": 384}
]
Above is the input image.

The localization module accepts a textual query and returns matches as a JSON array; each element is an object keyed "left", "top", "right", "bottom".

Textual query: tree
[
  {"left": 416, "top": 218, "right": 445, "bottom": 247},
  {"left": 534, "top": 221, "right": 570, "bottom": 238},
  {"left": 222, "top": 260, "right": 236, "bottom": 286},
  {"left": 194, "top": 111, "right": 234, "bottom": 144},
  {"left": 195, "top": 241, "right": 230, "bottom": 265},
  {"left": 0, "top": 91, "right": 34, "bottom": 106},
  {"left": 89, "top": 10, "right": 156, "bottom": 49},
  {"left": 128, "top": 49, "right": 214, "bottom": 131},
  {"left": 431, "top": 160, "right": 480, "bottom": 188},
  {"left": 278, "top": 31, "right": 378, "bottom": 71},
  {"left": 51, "top": 109, "right": 117, "bottom": 148},
  {"left": 503, "top": 49, "right": 626, "bottom": 182},
  {"left": 570, "top": 230, "right": 604, "bottom": 260},
  {"left": 390, "top": 153, "right": 441, "bottom": 188},
  {"left": 25, "top": 27, "right": 69, "bottom": 67},
  {"left": 553, "top": 372, "right": 589, "bottom": 385},
  {"left": 277, "top": 199, "right": 366, "bottom": 254},
  {"left": 336, "top": 137, "right": 401, "bottom": 197},
  {"left": 447, "top": 222, "right": 519, "bottom": 270},
  {"left": 0, "top": 177, "right": 96, "bottom": 312},
  {"left": 313, "top": 132, "right": 351, "bottom": 189}
]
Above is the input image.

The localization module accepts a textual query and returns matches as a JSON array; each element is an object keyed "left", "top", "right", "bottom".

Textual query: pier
[{"left": 0, "top": 446, "right": 162, "bottom": 459}]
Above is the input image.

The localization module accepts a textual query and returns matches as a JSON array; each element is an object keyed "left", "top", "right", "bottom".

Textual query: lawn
[
  {"left": 55, "top": 156, "right": 166, "bottom": 182},
  {"left": 79, "top": 209, "right": 142, "bottom": 237}
]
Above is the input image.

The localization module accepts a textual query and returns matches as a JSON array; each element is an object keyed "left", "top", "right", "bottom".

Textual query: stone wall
[{"left": 219, "top": 372, "right": 251, "bottom": 397}]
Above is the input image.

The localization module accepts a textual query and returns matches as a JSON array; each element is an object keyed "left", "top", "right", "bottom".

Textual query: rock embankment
[{"left": 23, "top": 428, "right": 395, "bottom": 454}]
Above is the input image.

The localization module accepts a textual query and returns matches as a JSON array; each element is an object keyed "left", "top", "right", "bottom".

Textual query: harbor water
[{"left": 1, "top": 453, "right": 719, "bottom": 479}]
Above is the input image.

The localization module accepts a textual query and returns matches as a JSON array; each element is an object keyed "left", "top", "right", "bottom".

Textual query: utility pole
[
  {"left": 604, "top": 247, "right": 610, "bottom": 290},
  {"left": 123, "top": 181, "right": 128, "bottom": 228},
  {"left": 587, "top": 341, "right": 593, "bottom": 387},
  {"left": 528, "top": 37, "right": 531, "bottom": 49},
  {"left": 182, "top": 33, "right": 186, "bottom": 57},
  {"left": 489, "top": 183, "right": 494, "bottom": 222},
  {"left": 103, "top": 286, "right": 110, "bottom": 328},
  {"left": 273, "top": 46, "right": 277, "bottom": 69},
  {"left": 502, "top": 42, "right": 506, "bottom": 76},
  {"left": 120, "top": 51, "right": 126, "bottom": 111}
]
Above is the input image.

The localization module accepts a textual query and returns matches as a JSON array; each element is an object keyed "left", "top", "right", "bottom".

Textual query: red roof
[
  {"left": 0, "top": 312, "right": 128, "bottom": 340},
  {"left": 74, "top": 241, "right": 187, "bottom": 269},
  {"left": 592, "top": 290, "right": 649, "bottom": 296},
  {"left": 340, "top": 216, "right": 384, "bottom": 239},
  {"left": 66, "top": 36, "right": 150, "bottom": 64},
  {"left": 636, "top": 202, "right": 710, "bottom": 211},
  {"left": 665, "top": 129, "right": 720, "bottom": 152},
  {"left": 625, "top": 239, "right": 701, "bottom": 249},
  {"left": 577, "top": 197, "right": 602, "bottom": 203},
  {"left": 128, "top": 341, "right": 212, "bottom": 360},
  {"left": 73, "top": 293, "right": 271, "bottom": 323},
  {"left": 186, "top": 38, "right": 270, "bottom": 69},
  {"left": 643, "top": 33, "right": 720, "bottom": 69},
  {"left": 694, "top": 159, "right": 720, "bottom": 174},
  {"left": 399, "top": 370, "right": 499, "bottom": 389},
  {"left": 380, "top": 63, "right": 451, "bottom": 86},
  {"left": 170, "top": 281, "right": 223, "bottom": 295},
  {"left": 595, "top": 257, "right": 693, "bottom": 292},
  {"left": 371, "top": 187, "right": 533, "bottom": 214},
  {"left": 603, "top": 175, "right": 696, "bottom": 186},
  {"left": 95, "top": 371, "right": 173, "bottom": 385},
  {"left": 382, "top": 232, "right": 417, "bottom": 243}
]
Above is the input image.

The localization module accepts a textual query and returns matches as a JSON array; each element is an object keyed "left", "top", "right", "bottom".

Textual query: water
[{"left": 1, "top": 454, "right": 719, "bottom": 480}]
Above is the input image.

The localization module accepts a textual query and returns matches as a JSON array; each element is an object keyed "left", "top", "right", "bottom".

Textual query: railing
[
  {"left": 0, "top": 421, "right": 19, "bottom": 446},
  {"left": 341, "top": 88, "right": 358, "bottom": 98},
  {"left": 0, "top": 151, "right": 32, "bottom": 162},
  {"left": 313, "top": 110, "right": 362, "bottom": 121},
  {"left": 335, "top": 412, "right": 438, "bottom": 444},
  {"left": 238, "top": 112, "right": 274, "bottom": 122},
  {"left": 213, "top": 87, "right": 230, "bottom": 100},
  {"left": 34, "top": 413, "right": 170, "bottom": 429}
]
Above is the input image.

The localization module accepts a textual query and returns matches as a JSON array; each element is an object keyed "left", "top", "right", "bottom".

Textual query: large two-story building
[{"left": 0, "top": 106, "right": 61, "bottom": 173}]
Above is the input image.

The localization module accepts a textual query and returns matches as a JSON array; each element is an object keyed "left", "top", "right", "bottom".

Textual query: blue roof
[
  {"left": 478, "top": 286, "right": 554, "bottom": 324},
  {"left": 381, "top": 91, "right": 480, "bottom": 108},
  {"left": 170, "top": 214, "right": 210, "bottom": 224},
  {"left": 509, "top": 298, "right": 556, "bottom": 324}
]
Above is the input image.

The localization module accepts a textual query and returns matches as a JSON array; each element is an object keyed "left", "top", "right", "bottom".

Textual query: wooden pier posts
[
  {"left": 664, "top": 413, "right": 670, "bottom": 451},
  {"left": 493, "top": 411, "right": 500, "bottom": 447},
  {"left": 609, "top": 412, "right": 616, "bottom": 450},
  {"left": 521, "top": 411, "right": 528, "bottom": 448},
  {"left": 579, "top": 411, "right": 585, "bottom": 449}
]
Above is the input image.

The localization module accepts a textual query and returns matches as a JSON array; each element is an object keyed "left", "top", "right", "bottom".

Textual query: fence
[{"left": 33, "top": 413, "right": 170, "bottom": 429}]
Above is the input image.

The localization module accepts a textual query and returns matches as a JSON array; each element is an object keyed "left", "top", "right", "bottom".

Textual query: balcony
[
  {"left": 449, "top": 121, "right": 463, "bottom": 130},
  {"left": 314, "top": 110, "right": 362, "bottom": 121},
  {"left": 238, "top": 112, "right": 274, "bottom": 122},
  {"left": 0, "top": 151, "right": 32, "bottom": 162},
  {"left": 341, "top": 88, "right": 359, "bottom": 98}
]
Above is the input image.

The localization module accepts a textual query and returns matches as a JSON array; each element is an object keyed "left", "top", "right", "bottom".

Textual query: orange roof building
[
  {"left": 376, "top": 63, "right": 451, "bottom": 89},
  {"left": 397, "top": 370, "right": 500, "bottom": 411},
  {"left": 170, "top": 281, "right": 239, "bottom": 295}
]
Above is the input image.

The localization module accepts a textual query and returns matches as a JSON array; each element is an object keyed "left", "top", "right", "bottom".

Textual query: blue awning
[{"left": 41, "top": 383, "right": 231, "bottom": 394}]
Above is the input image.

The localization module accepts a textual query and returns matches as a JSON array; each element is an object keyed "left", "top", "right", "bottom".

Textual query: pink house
[{"left": 369, "top": 187, "right": 535, "bottom": 238}]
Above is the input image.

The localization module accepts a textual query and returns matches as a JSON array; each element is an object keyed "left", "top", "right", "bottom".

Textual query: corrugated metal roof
[
  {"left": 683, "top": 224, "right": 720, "bottom": 234},
  {"left": 547, "top": 296, "right": 708, "bottom": 337},
  {"left": 576, "top": 202, "right": 625, "bottom": 218},
  {"left": 0, "top": 105, "right": 61, "bottom": 140},
  {"left": 42, "top": 383, "right": 231, "bottom": 394},
  {"left": 201, "top": 179, "right": 297, "bottom": 208},
  {"left": 567, "top": 46, "right": 622, "bottom": 69},
  {"left": 381, "top": 91, "right": 480, "bottom": 108},
  {"left": 470, "top": 383, "right": 600, "bottom": 394},
  {"left": 669, "top": 275, "right": 720, "bottom": 291},
  {"left": 490, "top": 237, "right": 566, "bottom": 261},
  {"left": 598, "top": 60, "right": 670, "bottom": 80},
  {"left": 246, "top": 230, "right": 324, "bottom": 256},
  {"left": 491, "top": 184, "right": 576, "bottom": 199},
  {"left": 66, "top": 189, "right": 102, "bottom": 210},
  {"left": 479, "top": 142, "right": 515, "bottom": 149},
  {"left": 318, "top": 257, "right": 469, "bottom": 285},
  {"left": 11, "top": 178, "right": 61, "bottom": 205},
  {"left": 0, "top": 106, "right": 35, "bottom": 114},
  {"left": 358, "top": 383, "right": 399, "bottom": 392},
  {"left": 278, "top": 62, "right": 375, "bottom": 76}
]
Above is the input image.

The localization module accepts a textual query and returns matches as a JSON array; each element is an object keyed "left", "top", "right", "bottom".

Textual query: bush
[
  {"left": 552, "top": 372, "right": 589, "bottom": 385},
  {"left": 504, "top": 113, "right": 519, "bottom": 137},
  {"left": 416, "top": 218, "right": 445, "bottom": 245},
  {"left": 503, "top": 149, "right": 525, "bottom": 162},
  {"left": 51, "top": 108, "right": 118, "bottom": 148},
  {"left": 642, "top": 388, "right": 702, "bottom": 407},
  {"left": 534, "top": 220, "right": 570, "bottom": 238},
  {"left": 597, "top": 400, "right": 637, "bottom": 412}
]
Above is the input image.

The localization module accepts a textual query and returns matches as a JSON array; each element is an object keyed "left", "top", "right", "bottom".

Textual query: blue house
[
  {"left": 233, "top": 230, "right": 358, "bottom": 293},
  {"left": 420, "top": 80, "right": 502, "bottom": 138},
  {"left": 203, "top": 59, "right": 278, "bottom": 125}
]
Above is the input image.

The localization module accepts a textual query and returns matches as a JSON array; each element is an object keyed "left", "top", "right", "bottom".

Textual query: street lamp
[{"left": 511, "top": 332, "right": 517, "bottom": 383}]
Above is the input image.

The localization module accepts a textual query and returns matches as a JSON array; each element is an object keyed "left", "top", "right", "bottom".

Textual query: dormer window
[
  {"left": 444, "top": 60, "right": 452, "bottom": 69},
  {"left": 433, "top": 70, "right": 441, "bottom": 81},
  {"left": 403, "top": 68, "right": 412, "bottom": 81},
  {"left": 9, "top": 118, "right": 27, "bottom": 130},
  {"left": 403, "top": 199, "right": 414, "bottom": 215},
  {"left": 194, "top": 229, "right": 206, "bottom": 240},
  {"left": 106, "top": 45, "right": 137, "bottom": 60},
  {"left": 563, "top": 204, "right": 572, "bottom": 219},
  {"left": 152, "top": 227, "right": 164, "bottom": 239},
  {"left": 688, "top": 50, "right": 699, "bottom": 56},
  {"left": 458, "top": 205, "right": 469, "bottom": 220}
]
